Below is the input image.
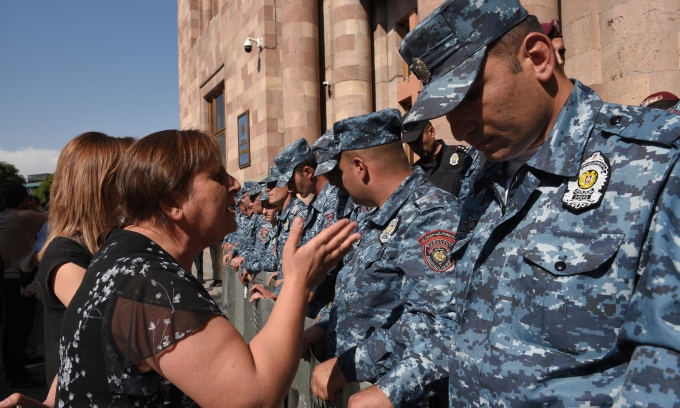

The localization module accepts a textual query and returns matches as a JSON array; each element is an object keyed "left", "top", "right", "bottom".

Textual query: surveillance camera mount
[{"left": 245, "top": 37, "right": 263, "bottom": 50}]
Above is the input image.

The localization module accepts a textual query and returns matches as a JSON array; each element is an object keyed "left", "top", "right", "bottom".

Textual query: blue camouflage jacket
[
  {"left": 272, "top": 196, "right": 308, "bottom": 294},
  {"left": 242, "top": 217, "right": 276, "bottom": 273},
  {"left": 316, "top": 170, "right": 460, "bottom": 384},
  {"left": 301, "top": 182, "right": 339, "bottom": 246},
  {"left": 376, "top": 81, "right": 680, "bottom": 407}
]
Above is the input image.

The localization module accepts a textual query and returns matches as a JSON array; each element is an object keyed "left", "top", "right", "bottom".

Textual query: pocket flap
[{"left": 522, "top": 231, "right": 624, "bottom": 276}]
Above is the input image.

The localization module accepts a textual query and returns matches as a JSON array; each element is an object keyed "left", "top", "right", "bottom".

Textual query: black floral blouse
[{"left": 57, "top": 229, "right": 225, "bottom": 407}]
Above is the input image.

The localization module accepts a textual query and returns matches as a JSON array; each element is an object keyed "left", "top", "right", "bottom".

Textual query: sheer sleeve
[{"left": 104, "top": 266, "right": 225, "bottom": 395}]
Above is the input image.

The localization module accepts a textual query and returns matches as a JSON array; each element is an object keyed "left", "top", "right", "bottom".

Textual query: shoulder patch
[
  {"left": 418, "top": 230, "right": 456, "bottom": 272},
  {"left": 258, "top": 226, "right": 271, "bottom": 242},
  {"left": 598, "top": 103, "right": 680, "bottom": 147}
]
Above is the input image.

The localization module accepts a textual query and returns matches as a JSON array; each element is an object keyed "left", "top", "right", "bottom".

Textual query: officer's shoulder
[
  {"left": 598, "top": 103, "right": 680, "bottom": 148},
  {"left": 412, "top": 185, "right": 456, "bottom": 214}
]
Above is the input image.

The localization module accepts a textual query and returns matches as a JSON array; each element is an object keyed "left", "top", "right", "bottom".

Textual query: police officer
[
  {"left": 230, "top": 182, "right": 265, "bottom": 274},
  {"left": 303, "top": 108, "right": 460, "bottom": 402},
  {"left": 350, "top": 0, "right": 680, "bottom": 406},
  {"left": 401, "top": 118, "right": 478, "bottom": 197}
]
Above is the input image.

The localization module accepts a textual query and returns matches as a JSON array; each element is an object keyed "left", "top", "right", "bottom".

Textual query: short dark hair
[
  {"left": 117, "top": 129, "right": 221, "bottom": 231},
  {"left": 344, "top": 140, "right": 411, "bottom": 172},
  {"left": 487, "top": 15, "right": 544, "bottom": 74},
  {"left": 294, "top": 155, "right": 318, "bottom": 174},
  {"left": 3, "top": 184, "right": 29, "bottom": 208}
]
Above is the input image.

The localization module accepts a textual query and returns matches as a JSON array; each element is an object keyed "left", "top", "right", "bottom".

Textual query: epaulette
[
  {"left": 413, "top": 190, "right": 448, "bottom": 214},
  {"left": 454, "top": 145, "right": 469, "bottom": 154},
  {"left": 598, "top": 103, "right": 680, "bottom": 148}
]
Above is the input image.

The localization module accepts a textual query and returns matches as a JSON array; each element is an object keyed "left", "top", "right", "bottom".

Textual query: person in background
[
  {"left": 402, "top": 118, "right": 478, "bottom": 198},
  {"left": 0, "top": 184, "right": 48, "bottom": 390},
  {"left": 640, "top": 91, "right": 679, "bottom": 110},
  {"left": 35, "top": 132, "right": 133, "bottom": 400},
  {"left": 541, "top": 19, "right": 565, "bottom": 69},
  {"left": 0, "top": 129, "right": 359, "bottom": 408}
]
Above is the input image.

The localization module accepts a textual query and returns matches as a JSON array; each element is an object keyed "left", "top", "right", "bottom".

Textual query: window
[{"left": 209, "top": 90, "right": 226, "bottom": 164}]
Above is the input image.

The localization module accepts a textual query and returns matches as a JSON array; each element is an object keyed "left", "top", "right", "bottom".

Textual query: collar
[
  {"left": 278, "top": 196, "right": 300, "bottom": 221},
  {"left": 311, "top": 181, "right": 333, "bottom": 212},
  {"left": 527, "top": 80, "right": 602, "bottom": 177},
  {"left": 370, "top": 169, "right": 428, "bottom": 227}
]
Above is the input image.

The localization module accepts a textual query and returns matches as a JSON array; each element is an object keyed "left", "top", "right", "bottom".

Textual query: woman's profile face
[{"left": 181, "top": 162, "right": 240, "bottom": 244}]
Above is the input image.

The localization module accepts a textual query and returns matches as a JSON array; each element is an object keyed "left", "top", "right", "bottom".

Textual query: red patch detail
[
  {"left": 417, "top": 230, "right": 457, "bottom": 272},
  {"left": 325, "top": 213, "right": 334, "bottom": 227},
  {"left": 258, "top": 227, "right": 270, "bottom": 242}
]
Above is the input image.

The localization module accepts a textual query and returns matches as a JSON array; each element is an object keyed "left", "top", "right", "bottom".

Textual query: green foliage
[
  {"left": 34, "top": 174, "right": 54, "bottom": 206},
  {"left": 0, "top": 162, "right": 27, "bottom": 208}
]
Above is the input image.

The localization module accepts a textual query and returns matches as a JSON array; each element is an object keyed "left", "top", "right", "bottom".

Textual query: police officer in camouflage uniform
[
  {"left": 350, "top": 0, "right": 680, "bottom": 406},
  {"left": 304, "top": 108, "right": 460, "bottom": 402},
  {"left": 242, "top": 168, "right": 283, "bottom": 276},
  {"left": 231, "top": 182, "right": 265, "bottom": 277}
]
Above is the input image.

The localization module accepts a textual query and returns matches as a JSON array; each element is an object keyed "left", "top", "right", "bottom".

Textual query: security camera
[{"left": 244, "top": 37, "right": 262, "bottom": 53}]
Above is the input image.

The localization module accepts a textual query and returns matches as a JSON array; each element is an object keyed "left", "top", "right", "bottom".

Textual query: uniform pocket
[{"left": 511, "top": 231, "right": 626, "bottom": 360}]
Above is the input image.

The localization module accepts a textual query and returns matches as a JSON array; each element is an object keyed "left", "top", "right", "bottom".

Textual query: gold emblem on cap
[{"left": 410, "top": 58, "right": 431, "bottom": 84}]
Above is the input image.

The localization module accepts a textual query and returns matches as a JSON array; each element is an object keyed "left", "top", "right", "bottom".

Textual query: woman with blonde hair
[{"left": 35, "top": 132, "right": 133, "bottom": 396}]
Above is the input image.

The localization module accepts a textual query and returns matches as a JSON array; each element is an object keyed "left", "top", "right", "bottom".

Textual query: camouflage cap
[
  {"left": 274, "top": 138, "right": 313, "bottom": 188},
  {"left": 256, "top": 180, "right": 269, "bottom": 201},
  {"left": 312, "top": 129, "right": 338, "bottom": 177},
  {"left": 261, "top": 165, "right": 282, "bottom": 184},
  {"left": 400, "top": 0, "right": 527, "bottom": 125},
  {"left": 243, "top": 181, "right": 262, "bottom": 197},
  {"left": 235, "top": 190, "right": 244, "bottom": 204},
  {"left": 401, "top": 119, "right": 431, "bottom": 143},
  {"left": 332, "top": 108, "right": 402, "bottom": 154}
]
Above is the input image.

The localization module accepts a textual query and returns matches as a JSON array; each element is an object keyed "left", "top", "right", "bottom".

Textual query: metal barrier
[{"left": 222, "top": 265, "right": 371, "bottom": 407}]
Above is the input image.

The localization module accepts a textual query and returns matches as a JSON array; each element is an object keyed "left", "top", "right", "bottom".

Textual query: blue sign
[{"left": 238, "top": 111, "right": 250, "bottom": 169}]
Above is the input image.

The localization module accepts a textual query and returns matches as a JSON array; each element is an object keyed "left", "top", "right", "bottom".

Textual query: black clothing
[
  {"left": 57, "top": 229, "right": 224, "bottom": 407},
  {"left": 412, "top": 140, "right": 472, "bottom": 197},
  {"left": 2, "top": 278, "right": 37, "bottom": 381},
  {"left": 37, "top": 237, "right": 93, "bottom": 383}
]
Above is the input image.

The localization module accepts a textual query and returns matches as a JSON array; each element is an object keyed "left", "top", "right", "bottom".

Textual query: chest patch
[
  {"left": 449, "top": 153, "right": 460, "bottom": 166},
  {"left": 379, "top": 216, "right": 401, "bottom": 244},
  {"left": 258, "top": 227, "right": 270, "bottom": 242},
  {"left": 418, "top": 230, "right": 457, "bottom": 272},
  {"left": 283, "top": 218, "right": 290, "bottom": 232},
  {"left": 418, "top": 230, "right": 456, "bottom": 272},
  {"left": 562, "top": 151, "right": 611, "bottom": 211},
  {"left": 325, "top": 213, "right": 334, "bottom": 228},
  {"left": 458, "top": 219, "right": 478, "bottom": 234}
]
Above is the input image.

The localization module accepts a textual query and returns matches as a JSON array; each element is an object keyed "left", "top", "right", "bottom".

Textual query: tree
[
  {"left": 34, "top": 174, "right": 54, "bottom": 206},
  {"left": 0, "top": 162, "right": 27, "bottom": 208}
]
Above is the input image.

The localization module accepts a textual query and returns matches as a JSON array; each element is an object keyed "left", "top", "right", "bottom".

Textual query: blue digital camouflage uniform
[
  {"left": 271, "top": 195, "right": 308, "bottom": 294},
  {"left": 376, "top": 81, "right": 680, "bottom": 407},
  {"left": 241, "top": 215, "right": 276, "bottom": 273},
  {"left": 313, "top": 109, "right": 461, "bottom": 386}
]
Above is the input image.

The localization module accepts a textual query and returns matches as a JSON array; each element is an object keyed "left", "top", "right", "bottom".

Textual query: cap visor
[
  {"left": 275, "top": 170, "right": 293, "bottom": 188},
  {"left": 403, "top": 46, "right": 486, "bottom": 125},
  {"left": 314, "top": 159, "right": 337, "bottom": 177},
  {"left": 401, "top": 128, "right": 423, "bottom": 143}
]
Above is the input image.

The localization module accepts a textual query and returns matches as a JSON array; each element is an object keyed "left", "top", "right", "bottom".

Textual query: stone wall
[{"left": 178, "top": 0, "right": 680, "bottom": 180}]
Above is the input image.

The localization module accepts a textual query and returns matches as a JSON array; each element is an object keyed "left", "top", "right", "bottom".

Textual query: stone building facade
[{"left": 178, "top": 0, "right": 680, "bottom": 181}]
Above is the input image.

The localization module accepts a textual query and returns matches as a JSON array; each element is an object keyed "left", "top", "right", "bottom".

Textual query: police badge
[
  {"left": 258, "top": 227, "right": 270, "bottom": 242},
  {"left": 379, "top": 216, "right": 401, "bottom": 244},
  {"left": 449, "top": 153, "right": 459, "bottom": 166},
  {"left": 410, "top": 58, "right": 431, "bottom": 84},
  {"left": 418, "top": 230, "right": 456, "bottom": 272},
  {"left": 562, "top": 151, "right": 611, "bottom": 211},
  {"left": 283, "top": 218, "right": 290, "bottom": 232}
]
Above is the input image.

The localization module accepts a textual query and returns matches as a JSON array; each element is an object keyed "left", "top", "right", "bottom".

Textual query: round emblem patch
[
  {"left": 325, "top": 213, "right": 334, "bottom": 228},
  {"left": 562, "top": 152, "right": 611, "bottom": 211},
  {"left": 379, "top": 216, "right": 401, "bottom": 244},
  {"left": 449, "top": 153, "right": 460, "bottom": 166},
  {"left": 417, "top": 230, "right": 457, "bottom": 272}
]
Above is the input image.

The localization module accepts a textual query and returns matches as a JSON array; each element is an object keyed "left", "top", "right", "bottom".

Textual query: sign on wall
[{"left": 238, "top": 111, "right": 251, "bottom": 169}]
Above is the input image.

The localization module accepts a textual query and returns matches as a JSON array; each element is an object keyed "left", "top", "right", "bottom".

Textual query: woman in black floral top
[{"left": 2, "top": 130, "right": 359, "bottom": 408}]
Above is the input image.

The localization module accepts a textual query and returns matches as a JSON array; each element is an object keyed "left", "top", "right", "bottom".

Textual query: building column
[
  {"left": 282, "top": 0, "right": 321, "bottom": 145},
  {"left": 330, "top": 0, "right": 373, "bottom": 122}
]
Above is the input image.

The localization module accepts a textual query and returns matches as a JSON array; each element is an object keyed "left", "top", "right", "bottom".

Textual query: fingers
[
  {"left": 249, "top": 292, "right": 263, "bottom": 302},
  {"left": 282, "top": 217, "right": 305, "bottom": 261},
  {"left": 249, "top": 284, "right": 264, "bottom": 293}
]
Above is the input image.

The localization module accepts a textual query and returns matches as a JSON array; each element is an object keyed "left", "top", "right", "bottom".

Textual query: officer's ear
[
  {"left": 521, "top": 32, "right": 554, "bottom": 83},
  {"left": 352, "top": 156, "right": 370, "bottom": 184}
]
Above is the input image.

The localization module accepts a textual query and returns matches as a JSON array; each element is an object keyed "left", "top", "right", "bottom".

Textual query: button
[
  {"left": 610, "top": 116, "right": 622, "bottom": 125},
  {"left": 554, "top": 261, "right": 566, "bottom": 271}
]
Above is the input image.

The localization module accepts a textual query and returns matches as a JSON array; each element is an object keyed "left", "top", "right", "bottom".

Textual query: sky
[{"left": 0, "top": 1, "right": 180, "bottom": 178}]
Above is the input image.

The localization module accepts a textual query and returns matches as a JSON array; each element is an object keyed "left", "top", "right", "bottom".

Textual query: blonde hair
[{"left": 39, "top": 132, "right": 133, "bottom": 258}]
